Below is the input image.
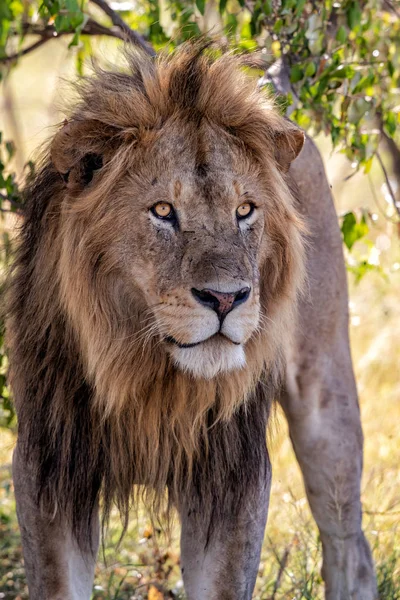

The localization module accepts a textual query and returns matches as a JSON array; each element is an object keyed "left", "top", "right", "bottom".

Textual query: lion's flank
[{"left": 6, "top": 40, "right": 305, "bottom": 549}]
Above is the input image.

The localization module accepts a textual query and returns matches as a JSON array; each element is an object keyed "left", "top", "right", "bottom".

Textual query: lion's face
[{"left": 109, "top": 121, "right": 265, "bottom": 379}]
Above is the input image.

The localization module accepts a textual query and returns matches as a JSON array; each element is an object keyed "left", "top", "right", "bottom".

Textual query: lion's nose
[{"left": 191, "top": 287, "right": 251, "bottom": 320}]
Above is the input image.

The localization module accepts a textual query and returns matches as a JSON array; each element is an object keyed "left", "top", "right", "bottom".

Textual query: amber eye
[
  {"left": 151, "top": 202, "right": 175, "bottom": 220},
  {"left": 236, "top": 202, "right": 254, "bottom": 220}
]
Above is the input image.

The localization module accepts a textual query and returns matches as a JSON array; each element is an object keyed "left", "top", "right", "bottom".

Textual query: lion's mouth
[{"left": 165, "top": 333, "right": 241, "bottom": 349}]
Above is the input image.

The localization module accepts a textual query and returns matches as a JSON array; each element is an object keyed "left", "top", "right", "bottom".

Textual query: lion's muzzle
[
  {"left": 191, "top": 286, "right": 251, "bottom": 322},
  {"left": 157, "top": 280, "right": 259, "bottom": 379}
]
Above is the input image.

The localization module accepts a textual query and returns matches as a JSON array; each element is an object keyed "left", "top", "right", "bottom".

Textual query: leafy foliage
[
  {"left": 0, "top": 0, "right": 400, "bottom": 171},
  {"left": 247, "top": 0, "right": 400, "bottom": 176},
  {"left": 1, "top": 1, "right": 400, "bottom": 177},
  {"left": 40, "top": 0, "right": 88, "bottom": 46},
  {"left": 0, "top": 133, "right": 24, "bottom": 212},
  {"left": 0, "top": 1, "right": 399, "bottom": 209}
]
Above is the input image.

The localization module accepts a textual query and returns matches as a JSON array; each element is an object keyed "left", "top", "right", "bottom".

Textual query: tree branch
[
  {"left": 89, "top": 0, "right": 156, "bottom": 56},
  {"left": 376, "top": 150, "right": 400, "bottom": 218},
  {"left": 12, "top": 20, "right": 124, "bottom": 39},
  {"left": 0, "top": 18, "right": 127, "bottom": 64},
  {"left": 0, "top": 36, "right": 51, "bottom": 63},
  {"left": 382, "top": 0, "right": 400, "bottom": 19},
  {"left": 377, "top": 113, "right": 400, "bottom": 186},
  {"left": 83, "top": 18, "right": 127, "bottom": 39},
  {"left": 368, "top": 173, "right": 399, "bottom": 224},
  {"left": 1, "top": 0, "right": 156, "bottom": 65},
  {"left": 0, "top": 191, "right": 23, "bottom": 208}
]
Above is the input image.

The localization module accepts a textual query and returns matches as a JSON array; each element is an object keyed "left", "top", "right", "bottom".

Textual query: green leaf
[
  {"left": 363, "top": 157, "right": 373, "bottom": 174},
  {"left": 290, "top": 64, "right": 303, "bottom": 83},
  {"left": 351, "top": 73, "right": 375, "bottom": 94},
  {"left": 336, "top": 25, "right": 347, "bottom": 44},
  {"left": 348, "top": 260, "right": 383, "bottom": 284},
  {"left": 295, "top": 0, "right": 306, "bottom": 16},
  {"left": 384, "top": 111, "right": 397, "bottom": 137},
  {"left": 69, "top": 29, "right": 80, "bottom": 46},
  {"left": 305, "top": 62, "right": 316, "bottom": 78},
  {"left": 347, "top": 1, "right": 362, "bottom": 30},
  {"left": 181, "top": 21, "right": 201, "bottom": 39},
  {"left": 331, "top": 126, "right": 341, "bottom": 146},
  {"left": 5, "top": 141, "right": 15, "bottom": 160},
  {"left": 341, "top": 212, "right": 369, "bottom": 251},
  {"left": 65, "top": 0, "right": 79, "bottom": 10},
  {"left": 226, "top": 11, "right": 238, "bottom": 33},
  {"left": 282, "top": 0, "right": 296, "bottom": 9},
  {"left": 263, "top": 0, "right": 272, "bottom": 16},
  {"left": 219, "top": 0, "right": 228, "bottom": 14},
  {"left": 195, "top": 0, "right": 205, "bottom": 15}
]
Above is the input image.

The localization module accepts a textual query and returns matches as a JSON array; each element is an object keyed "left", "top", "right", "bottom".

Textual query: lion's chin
[{"left": 169, "top": 337, "right": 246, "bottom": 379}]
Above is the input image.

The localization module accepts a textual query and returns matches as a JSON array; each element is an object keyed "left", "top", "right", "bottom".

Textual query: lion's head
[
  {"left": 51, "top": 43, "right": 305, "bottom": 390},
  {"left": 8, "top": 42, "right": 306, "bottom": 538}
]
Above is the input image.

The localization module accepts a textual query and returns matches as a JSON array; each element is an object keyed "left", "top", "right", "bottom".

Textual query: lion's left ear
[{"left": 274, "top": 124, "right": 305, "bottom": 173}]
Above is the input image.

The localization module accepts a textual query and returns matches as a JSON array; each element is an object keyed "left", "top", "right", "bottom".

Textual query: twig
[
  {"left": 382, "top": 0, "right": 400, "bottom": 19},
  {"left": 270, "top": 542, "right": 292, "bottom": 600},
  {"left": 364, "top": 509, "right": 400, "bottom": 516},
  {"left": 0, "top": 18, "right": 126, "bottom": 64},
  {"left": 89, "top": 0, "right": 156, "bottom": 56},
  {"left": 377, "top": 113, "right": 400, "bottom": 184},
  {"left": 376, "top": 150, "right": 400, "bottom": 218},
  {"left": 367, "top": 173, "right": 399, "bottom": 224},
  {"left": 0, "top": 201, "right": 23, "bottom": 214},
  {"left": 83, "top": 18, "right": 127, "bottom": 39},
  {"left": 0, "top": 10, "right": 155, "bottom": 65},
  {"left": 0, "top": 190, "right": 23, "bottom": 210},
  {"left": 3, "top": 76, "right": 25, "bottom": 171},
  {"left": 10, "top": 19, "right": 124, "bottom": 40},
  {"left": 0, "top": 36, "right": 50, "bottom": 63}
]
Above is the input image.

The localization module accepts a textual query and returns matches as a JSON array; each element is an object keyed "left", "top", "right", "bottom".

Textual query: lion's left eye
[
  {"left": 151, "top": 202, "right": 175, "bottom": 220},
  {"left": 236, "top": 202, "right": 254, "bottom": 220}
]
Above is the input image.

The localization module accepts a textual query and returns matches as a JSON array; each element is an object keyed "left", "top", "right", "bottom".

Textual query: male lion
[{"left": 7, "top": 42, "right": 377, "bottom": 599}]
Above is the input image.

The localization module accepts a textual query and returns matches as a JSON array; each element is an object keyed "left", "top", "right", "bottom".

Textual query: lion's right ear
[{"left": 51, "top": 120, "right": 119, "bottom": 191}]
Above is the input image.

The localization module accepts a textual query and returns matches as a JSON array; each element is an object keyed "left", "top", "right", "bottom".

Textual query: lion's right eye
[{"left": 151, "top": 202, "right": 175, "bottom": 219}]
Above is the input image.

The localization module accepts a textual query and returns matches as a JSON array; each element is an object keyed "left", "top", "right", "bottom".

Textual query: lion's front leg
[
  {"left": 179, "top": 469, "right": 270, "bottom": 600},
  {"left": 282, "top": 339, "right": 377, "bottom": 600},
  {"left": 13, "top": 444, "right": 99, "bottom": 600},
  {"left": 177, "top": 395, "right": 271, "bottom": 600}
]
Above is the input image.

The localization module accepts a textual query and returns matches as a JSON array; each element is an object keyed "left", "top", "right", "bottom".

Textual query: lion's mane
[{"left": 6, "top": 41, "right": 305, "bottom": 548}]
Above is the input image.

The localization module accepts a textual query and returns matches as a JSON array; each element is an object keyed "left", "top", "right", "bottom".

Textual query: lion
[{"left": 7, "top": 41, "right": 377, "bottom": 599}]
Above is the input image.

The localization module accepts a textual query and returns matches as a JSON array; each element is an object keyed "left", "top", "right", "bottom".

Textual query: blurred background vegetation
[{"left": 0, "top": 0, "right": 399, "bottom": 598}]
